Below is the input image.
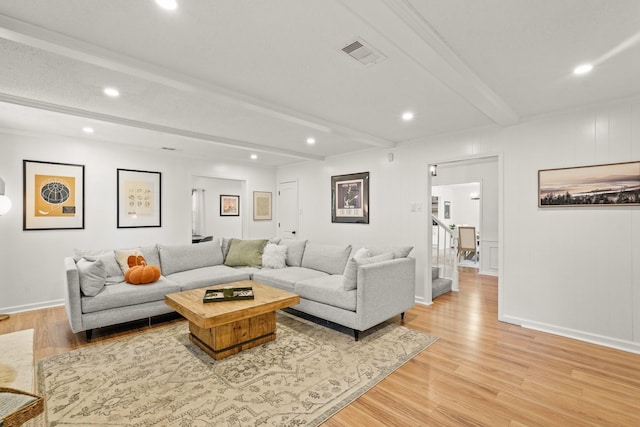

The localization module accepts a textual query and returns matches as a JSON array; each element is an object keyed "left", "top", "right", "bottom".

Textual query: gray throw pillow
[
  {"left": 80, "top": 252, "right": 124, "bottom": 285},
  {"left": 77, "top": 258, "right": 107, "bottom": 296},
  {"left": 279, "top": 239, "right": 307, "bottom": 267},
  {"left": 343, "top": 252, "right": 395, "bottom": 291},
  {"left": 301, "top": 243, "right": 352, "bottom": 275}
]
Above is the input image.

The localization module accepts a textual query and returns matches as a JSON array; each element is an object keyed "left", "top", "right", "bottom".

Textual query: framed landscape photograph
[
  {"left": 23, "top": 159, "right": 85, "bottom": 230},
  {"left": 331, "top": 171, "right": 369, "bottom": 223},
  {"left": 253, "top": 191, "right": 272, "bottom": 220},
  {"left": 220, "top": 194, "right": 240, "bottom": 216},
  {"left": 117, "top": 169, "right": 162, "bottom": 228},
  {"left": 538, "top": 161, "right": 640, "bottom": 207}
]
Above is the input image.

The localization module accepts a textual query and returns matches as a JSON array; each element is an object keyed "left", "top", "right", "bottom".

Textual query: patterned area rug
[{"left": 37, "top": 312, "right": 437, "bottom": 426}]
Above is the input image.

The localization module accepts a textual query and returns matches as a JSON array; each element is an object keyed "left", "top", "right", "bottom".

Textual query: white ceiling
[{"left": 0, "top": 0, "right": 639, "bottom": 167}]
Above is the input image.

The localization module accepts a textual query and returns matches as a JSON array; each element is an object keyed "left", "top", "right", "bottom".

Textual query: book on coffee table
[{"left": 203, "top": 287, "right": 254, "bottom": 303}]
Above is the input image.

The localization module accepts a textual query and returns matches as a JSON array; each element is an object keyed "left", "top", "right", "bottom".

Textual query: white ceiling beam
[
  {"left": 339, "top": 0, "right": 519, "bottom": 127},
  {"left": 0, "top": 93, "right": 325, "bottom": 161},
  {"left": 0, "top": 14, "right": 395, "bottom": 149}
]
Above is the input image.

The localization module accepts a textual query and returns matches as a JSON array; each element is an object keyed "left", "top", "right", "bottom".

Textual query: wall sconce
[
  {"left": 430, "top": 164, "right": 438, "bottom": 176},
  {"left": 0, "top": 177, "right": 12, "bottom": 215}
]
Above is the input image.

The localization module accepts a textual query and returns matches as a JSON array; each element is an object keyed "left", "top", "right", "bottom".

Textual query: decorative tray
[{"left": 203, "top": 286, "right": 254, "bottom": 303}]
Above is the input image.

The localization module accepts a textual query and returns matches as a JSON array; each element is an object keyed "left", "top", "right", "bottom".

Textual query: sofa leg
[
  {"left": 353, "top": 329, "right": 359, "bottom": 341},
  {"left": 401, "top": 312, "right": 405, "bottom": 322},
  {"left": 85, "top": 329, "right": 93, "bottom": 341}
]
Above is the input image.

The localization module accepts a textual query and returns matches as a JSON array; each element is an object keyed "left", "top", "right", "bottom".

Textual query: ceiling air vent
[{"left": 341, "top": 39, "right": 386, "bottom": 65}]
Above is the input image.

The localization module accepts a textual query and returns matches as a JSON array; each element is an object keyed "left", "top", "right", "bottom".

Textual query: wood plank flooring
[{"left": 2, "top": 268, "right": 639, "bottom": 426}]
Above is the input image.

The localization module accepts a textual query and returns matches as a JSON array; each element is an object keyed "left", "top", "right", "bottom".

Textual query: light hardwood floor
[{"left": 2, "top": 269, "right": 639, "bottom": 426}]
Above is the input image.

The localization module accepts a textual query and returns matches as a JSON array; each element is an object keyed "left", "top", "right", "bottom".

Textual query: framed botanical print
[
  {"left": 117, "top": 169, "right": 162, "bottom": 228},
  {"left": 253, "top": 191, "right": 272, "bottom": 220},
  {"left": 23, "top": 159, "right": 85, "bottom": 230}
]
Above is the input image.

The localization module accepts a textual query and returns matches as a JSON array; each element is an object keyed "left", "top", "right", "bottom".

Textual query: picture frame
[
  {"left": 117, "top": 169, "right": 162, "bottom": 228},
  {"left": 331, "top": 171, "right": 369, "bottom": 224},
  {"left": 220, "top": 194, "right": 240, "bottom": 216},
  {"left": 23, "top": 159, "right": 85, "bottom": 230},
  {"left": 538, "top": 161, "right": 640, "bottom": 207},
  {"left": 253, "top": 191, "right": 272, "bottom": 220}
]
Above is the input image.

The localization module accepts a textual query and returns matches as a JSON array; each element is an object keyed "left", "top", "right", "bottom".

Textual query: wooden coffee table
[{"left": 165, "top": 280, "right": 299, "bottom": 360}]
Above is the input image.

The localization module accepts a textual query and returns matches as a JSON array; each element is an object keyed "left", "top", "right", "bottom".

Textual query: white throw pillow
[
  {"left": 77, "top": 258, "right": 107, "bottom": 297},
  {"left": 262, "top": 243, "right": 287, "bottom": 269}
]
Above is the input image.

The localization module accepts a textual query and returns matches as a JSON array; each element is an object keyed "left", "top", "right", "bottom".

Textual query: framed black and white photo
[
  {"left": 23, "top": 159, "right": 85, "bottom": 230},
  {"left": 253, "top": 191, "right": 272, "bottom": 220},
  {"left": 117, "top": 169, "right": 162, "bottom": 228},
  {"left": 538, "top": 161, "right": 640, "bottom": 207},
  {"left": 220, "top": 194, "right": 240, "bottom": 216},
  {"left": 331, "top": 171, "right": 369, "bottom": 224}
]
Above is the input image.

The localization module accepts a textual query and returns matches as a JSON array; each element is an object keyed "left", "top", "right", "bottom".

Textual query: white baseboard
[
  {"left": 502, "top": 315, "right": 640, "bottom": 355},
  {"left": 0, "top": 299, "right": 64, "bottom": 314},
  {"left": 414, "top": 297, "right": 433, "bottom": 306}
]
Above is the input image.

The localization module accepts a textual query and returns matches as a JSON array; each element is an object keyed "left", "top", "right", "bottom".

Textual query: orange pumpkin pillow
[{"left": 124, "top": 255, "right": 161, "bottom": 285}]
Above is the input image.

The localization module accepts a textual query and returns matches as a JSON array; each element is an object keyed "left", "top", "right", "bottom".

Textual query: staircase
[
  {"left": 432, "top": 215, "right": 458, "bottom": 298},
  {"left": 432, "top": 266, "right": 452, "bottom": 298}
]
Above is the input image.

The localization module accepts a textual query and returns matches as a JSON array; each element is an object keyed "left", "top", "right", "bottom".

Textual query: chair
[{"left": 457, "top": 226, "right": 478, "bottom": 262}]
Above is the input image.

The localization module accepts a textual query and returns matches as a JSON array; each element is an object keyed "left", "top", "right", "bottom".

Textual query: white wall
[
  {"left": 279, "top": 96, "right": 640, "bottom": 353},
  {"left": 0, "top": 133, "right": 276, "bottom": 313}
]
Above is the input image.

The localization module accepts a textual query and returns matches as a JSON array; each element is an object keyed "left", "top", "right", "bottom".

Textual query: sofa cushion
[
  {"left": 166, "top": 265, "right": 251, "bottom": 291},
  {"left": 80, "top": 276, "right": 181, "bottom": 313},
  {"left": 262, "top": 243, "right": 287, "bottom": 269},
  {"left": 252, "top": 266, "right": 327, "bottom": 293},
  {"left": 77, "top": 258, "right": 107, "bottom": 297},
  {"left": 344, "top": 252, "right": 395, "bottom": 291},
  {"left": 295, "top": 275, "right": 356, "bottom": 311},
  {"left": 224, "top": 239, "right": 268, "bottom": 267},
  {"left": 140, "top": 244, "right": 161, "bottom": 267},
  {"left": 301, "top": 243, "right": 352, "bottom": 275},
  {"left": 74, "top": 250, "right": 124, "bottom": 285},
  {"left": 279, "top": 239, "right": 307, "bottom": 267},
  {"left": 368, "top": 246, "right": 413, "bottom": 258},
  {"left": 158, "top": 239, "right": 223, "bottom": 275}
]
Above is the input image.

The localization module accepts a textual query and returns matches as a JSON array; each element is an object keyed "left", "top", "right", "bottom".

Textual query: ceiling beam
[
  {"left": 0, "top": 93, "right": 325, "bottom": 161},
  {"left": 0, "top": 14, "right": 395, "bottom": 149},
  {"left": 340, "top": 0, "right": 519, "bottom": 127}
]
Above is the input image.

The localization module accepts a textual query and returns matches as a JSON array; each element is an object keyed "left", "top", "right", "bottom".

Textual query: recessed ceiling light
[
  {"left": 156, "top": 0, "right": 178, "bottom": 10},
  {"left": 306, "top": 137, "right": 316, "bottom": 145},
  {"left": 573, "top": 63, "right": 593, "bottom": 75},
  {"left": 250, "top": 154, "right": 258, "bottom": 160},
  {"left": 103, "top": 87, "right": 120, "bottom": 97},
  {"left": 82, "top": 127, "right": 94, "bottom": 134},
  {"left": 402, "top": 111, "right": 414, "bottom": 121}
]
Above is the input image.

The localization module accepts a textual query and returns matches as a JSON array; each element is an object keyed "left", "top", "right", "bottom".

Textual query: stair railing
[{"left": 432, "top": 215, "right": 459, "bottom": 291}]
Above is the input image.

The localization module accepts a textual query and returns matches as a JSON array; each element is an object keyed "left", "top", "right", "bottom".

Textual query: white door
[{"left": 278, "top": 181, "right": 298, "bottom": 239}]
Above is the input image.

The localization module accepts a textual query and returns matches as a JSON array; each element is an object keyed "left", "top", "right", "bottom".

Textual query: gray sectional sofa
[{"left": 64, "top": 237, "right": 416, "bottom": 340}]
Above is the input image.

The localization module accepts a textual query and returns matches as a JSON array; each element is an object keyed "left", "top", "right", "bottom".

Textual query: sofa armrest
[
  {"left": 355, "top": 257, "right": 416, "bottom": 331},
  {"left": 63, "top": 256, "right": 84, "bottom": 333}
]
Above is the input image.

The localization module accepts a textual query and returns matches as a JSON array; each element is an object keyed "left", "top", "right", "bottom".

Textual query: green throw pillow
[{"left": 224, "top": 239, "right": 268, "bottom": 267}]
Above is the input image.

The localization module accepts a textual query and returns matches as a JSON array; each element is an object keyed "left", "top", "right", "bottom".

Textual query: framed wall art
[
  {"left": 23, "top": 159, "right": 85, "bottom": 230},
  {"left": 117, "top": 169, "right": 162, "bottom": 228},
  {"left": 538, "top": 161, "right": 640, "bottom": 207},
  {"left": 253, "top": 191, "right": 272, "bottom": 220},
  {"left": 220, "top": 194, "right": 240, "bottom": 216},
  {"left": 331, "top": 171, "right": 369, "bottom": 224}
]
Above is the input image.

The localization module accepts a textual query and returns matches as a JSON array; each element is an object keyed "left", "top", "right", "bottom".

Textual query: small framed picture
[
  {"left": 253, "top": 191, "right": 272, "bottom": 220},
  {"left": 220, "top": 195, "right": 240, "bottom": 216},
  {"left": 23, "top": 159, "right": 85, "bottom": 230},
  {"left": 331, "top": 171, "right": 369, "bottom": 224},
  {"left": 117, "top": 169, "right": 162, "bottom": 228}
]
